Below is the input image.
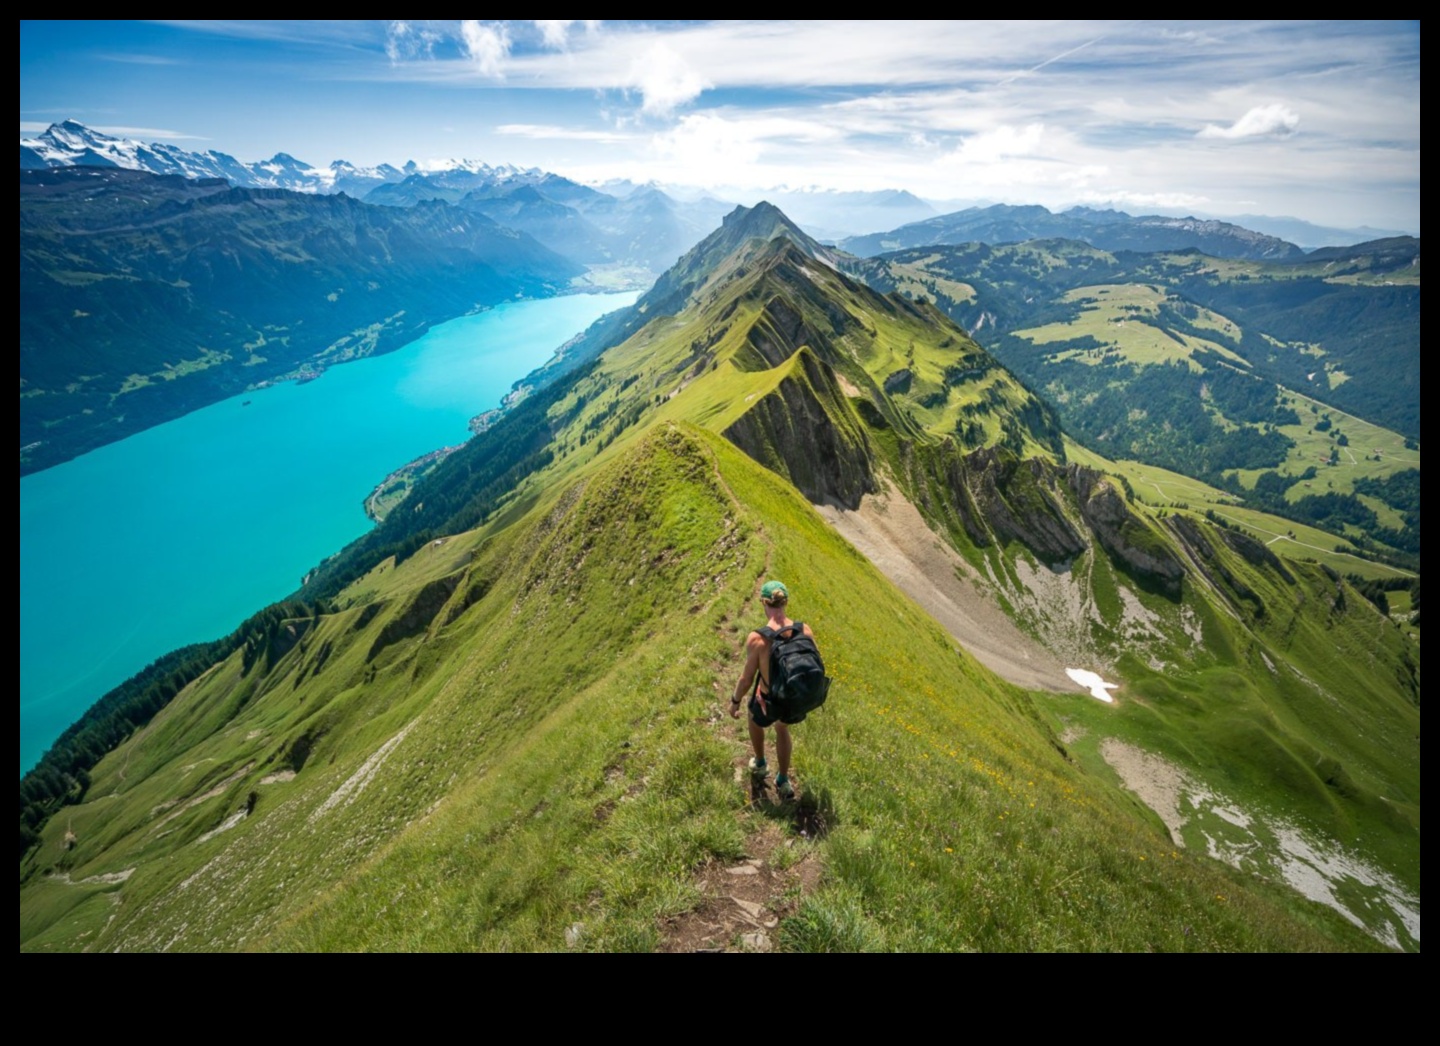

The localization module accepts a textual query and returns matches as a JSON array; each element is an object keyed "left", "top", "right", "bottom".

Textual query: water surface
[{"left": 20, "top": 292, "right": 637, "bottom": 774}]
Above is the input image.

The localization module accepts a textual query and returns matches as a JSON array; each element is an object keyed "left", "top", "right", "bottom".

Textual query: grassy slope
[
  {"left": 1008, "top": 282, "right": 1421, "bottom": 500},
  {"left": 877, "top": 433, "right": 1421, "bottom": 947},
  {"left": 20, "top": 426, "right": 1383, "bottom": 952},
  {"left": 20, "top": 235, "right": 1416, "bottom": 953},
  {"left": 870, "top": 244, "right": 1419, "bottom": 553},
  {"left": 1065, "top": 443, "right": 1416, "bottom": 582}
]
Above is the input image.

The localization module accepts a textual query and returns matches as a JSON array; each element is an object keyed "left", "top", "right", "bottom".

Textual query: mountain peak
[
  {"left": 714, "top": 201, "right": 819, "bottom": 252},
  {"left": 652, "top": 202, "right": 836, "bottom": 301}
]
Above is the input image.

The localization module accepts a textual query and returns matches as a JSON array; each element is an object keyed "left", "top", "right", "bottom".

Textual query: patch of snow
[{"left": 1067, "top": 668, "right": 1118, "bottom": 703}]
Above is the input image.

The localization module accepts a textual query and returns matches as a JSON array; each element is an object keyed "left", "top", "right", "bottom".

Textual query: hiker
[{"left": 730, "top": 579, "right": 825, "bottom": 800}]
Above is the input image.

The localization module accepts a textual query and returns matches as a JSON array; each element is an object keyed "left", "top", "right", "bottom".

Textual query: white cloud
[
  {"left": 626, "top": 43, "right": 708, "bottom": 115},
  {"left": 460, "top": 20, "right": 511, "bottom": 78},
  {"left": 1076, "top": 189, "right": 1212, "bottom": 211},
  {"left": 533, "top": 20, "right": 575, "bottom": 50},
  {"left": 532, "top": 20, "right": 593, "bottom": 50},
  {"left": 385, "top": 21, "right": 444, "bottom": 63},
  {"left": 651, "top": 113, "right": 764, "bottom": 175},
  {"left": 19, "top": 122, "right": 207, "bottom": 141},
  {"left": 946, "top": 123, "right": 1046, "bottom": 165},
  {"left": 97, "top": 53, "right": 184, "bottom": 66},
  {"left": 101, "top": 126, "right": 210, "bottom": 140},
  {"left": 1198, "top": 103, "right": 1300, "bottom": 140},
  {"left": 641, "top": 112, "right": 844, "bottom": 186}
]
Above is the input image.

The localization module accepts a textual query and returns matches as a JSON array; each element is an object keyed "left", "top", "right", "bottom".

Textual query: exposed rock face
[
  {"left": 1169, "top": 514, "right": 1298, "bottom": 618},
  {"left": 1216, "top": 525, "right": 1295, "bottom": 584},
  {"left": 723, "top": 349, "right": 876, "bottom": 509},
  {"left": 901, "top": 442, "right": 1085, "bottom": 566},
  {"left": 959, "top": 447, "right": 1086, "bottom": 564},
  {"left": 1067, "top": 465, "right": 1185, "bottom": 595},
  {"left": 747, "top": 296, "right": 825, "bottom": 368},
  {"left": 367, "top": 572, "right": 462, "bottom": 661},
  {"left": 1169, "top": 514, "right": 1261, "bottom": 614},
  {"left": 735, "top": 292, "right": 835, "bottom": 373}
]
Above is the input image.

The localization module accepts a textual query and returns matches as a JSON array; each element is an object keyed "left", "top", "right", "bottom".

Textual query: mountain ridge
[
  {"left": 20, "top": 203, "right": 1419, "bottom": 951},
  {"left": 842, "top": 202, "right": 1309, "bottom": 261}
]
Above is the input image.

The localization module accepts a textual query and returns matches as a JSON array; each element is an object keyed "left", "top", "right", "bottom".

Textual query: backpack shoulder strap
[{"left": 753, "top": 626, "right": 777, "bottom": 696}]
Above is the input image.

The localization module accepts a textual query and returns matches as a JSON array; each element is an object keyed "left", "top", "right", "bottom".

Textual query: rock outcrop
[
  {"left": 723, "top": 349, "right": 877, "bottom": 509},
  {"left": 1067, "top": 465, "right": 1185, "bottom": 594}
]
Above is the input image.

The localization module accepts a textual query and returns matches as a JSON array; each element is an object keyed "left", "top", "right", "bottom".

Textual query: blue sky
[{"left": 20, "top": 20, "right": 1421, "bottom": 232}]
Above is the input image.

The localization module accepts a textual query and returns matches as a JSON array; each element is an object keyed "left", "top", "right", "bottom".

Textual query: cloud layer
[
  {"left": 20, "top": 20, "right": 1420, "bottom": 231},
  {"left": 1199, "top": 103, "right": 1301, "bottom": 140}
]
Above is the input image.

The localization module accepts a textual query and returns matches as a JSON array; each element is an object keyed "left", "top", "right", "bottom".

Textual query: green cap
[{"left": 761, "top": 580, "right": 789, "bottom": 603}]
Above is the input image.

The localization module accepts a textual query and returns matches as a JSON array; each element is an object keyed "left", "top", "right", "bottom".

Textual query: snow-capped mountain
[{"left": 19, "top": 120, "right": 409, "bottom": 195}]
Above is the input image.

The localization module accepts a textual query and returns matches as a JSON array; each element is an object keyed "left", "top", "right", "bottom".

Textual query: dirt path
[
  {"left": 658, "top": 628, "right": 830, "bottom": 953},
  {"left": 658, "top": 813, "right": 822, "bottom": 953},
  {"left": 656, "top": 709, "right": 830, "bottom": 954},
  {"left": 814, "top": 483, "right": 1072, "bottom": 692}
]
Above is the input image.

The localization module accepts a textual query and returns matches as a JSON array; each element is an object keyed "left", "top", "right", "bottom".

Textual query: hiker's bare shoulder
[{"left": 745, "top": 630, "right": 768, "bottom": 652}]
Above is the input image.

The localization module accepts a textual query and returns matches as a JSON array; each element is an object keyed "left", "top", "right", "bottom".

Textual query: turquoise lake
[{"left": 19, "top": 291, "right": 638, "bottom": 775}]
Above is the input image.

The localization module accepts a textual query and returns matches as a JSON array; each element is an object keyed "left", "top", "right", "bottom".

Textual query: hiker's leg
[
  {"left": 774, "top": 722, "right": 792, "bottom": 777},
  {"left": 749, "top": 718, "right": 766, "bottom": 762}
]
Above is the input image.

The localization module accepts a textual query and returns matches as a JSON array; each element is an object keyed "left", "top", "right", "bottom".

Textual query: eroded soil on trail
[
  {"left": 659, "top": 666, "right": 831, "bottom": 952},
  {"left": 659, "top": 820, "right": 821, "bottom": 953}
]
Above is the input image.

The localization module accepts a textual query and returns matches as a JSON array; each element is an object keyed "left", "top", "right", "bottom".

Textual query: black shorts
[{"left": 749, "top": 692, "right": 781, "bottom": 727}]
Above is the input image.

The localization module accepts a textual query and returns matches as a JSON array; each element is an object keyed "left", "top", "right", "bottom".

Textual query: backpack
[{"left": 757, "top": 622, "right": 830, "bottom": 724}]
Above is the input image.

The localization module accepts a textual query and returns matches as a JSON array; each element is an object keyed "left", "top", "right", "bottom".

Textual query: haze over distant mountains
[
  {"left": 842, "top": 204, "right": 1315, "bottom": 262},
  {"left": 19, "top": 166, "right": 581, "bottom": 474},
  {"left": 23, "top": 121, "right": 1401, "bottom": 252}
]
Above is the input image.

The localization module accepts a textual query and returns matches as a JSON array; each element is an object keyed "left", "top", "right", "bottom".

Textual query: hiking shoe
[
  {"left": 775, "top": 774, "right": 795, "bottom": 800},
  {"left": 748, "top": 757, "right": 768, "bottom": 777}
]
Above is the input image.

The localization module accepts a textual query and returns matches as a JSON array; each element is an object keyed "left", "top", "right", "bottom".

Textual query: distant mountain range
[
  {"left": 1223, "top": 214, "right": 1411, "bottom": 252},
  {"left": 366, "top": 168, "right": 733, "bottom": 275},
  {"left": 21, "top": 119, "right": 417, "bottom": 195},
  {"left": 841, "top": 203, "right": 1313, "bottom": 261},
  {"left": 20, "top": 121, "right": 729, "bottom": 274},
  {"left": 20, "top": 166, "right": 581, "bottom": 474}
]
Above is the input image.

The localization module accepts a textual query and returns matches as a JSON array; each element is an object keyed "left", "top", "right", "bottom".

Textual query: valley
[
  {"left": 21, "top": 205, "right": 1419, "bottom": 952},
  {"left": 853, "top": 239, "right": 1421, "bottom": 569},
  {"left": 18, "top": 292, "right": 636, "bottom": 776}
]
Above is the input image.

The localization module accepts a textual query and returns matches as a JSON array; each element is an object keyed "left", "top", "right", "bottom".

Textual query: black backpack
[{"left": 757, "top": 623, "right": 830, "bottom": 724}]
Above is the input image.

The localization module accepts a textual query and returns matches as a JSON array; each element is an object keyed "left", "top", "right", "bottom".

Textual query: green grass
[
  {"left": 1230, "top": 387, "right": 1422, "bottom": 504},
  {"left": 1015, "top": 284, "right": 1246, "bottom": 371},
  {"left": 19, "top": 426, "right": 1393, "bottom": 952},
  {"left": 21, "top": 238, "right": 1417, "bottom": 953},
  {"left": 1066, "top": 442, "right": 1415, "bottom": 582},
  {"left": 881, "top": 255, "right": 978, "bottom": 307}
]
